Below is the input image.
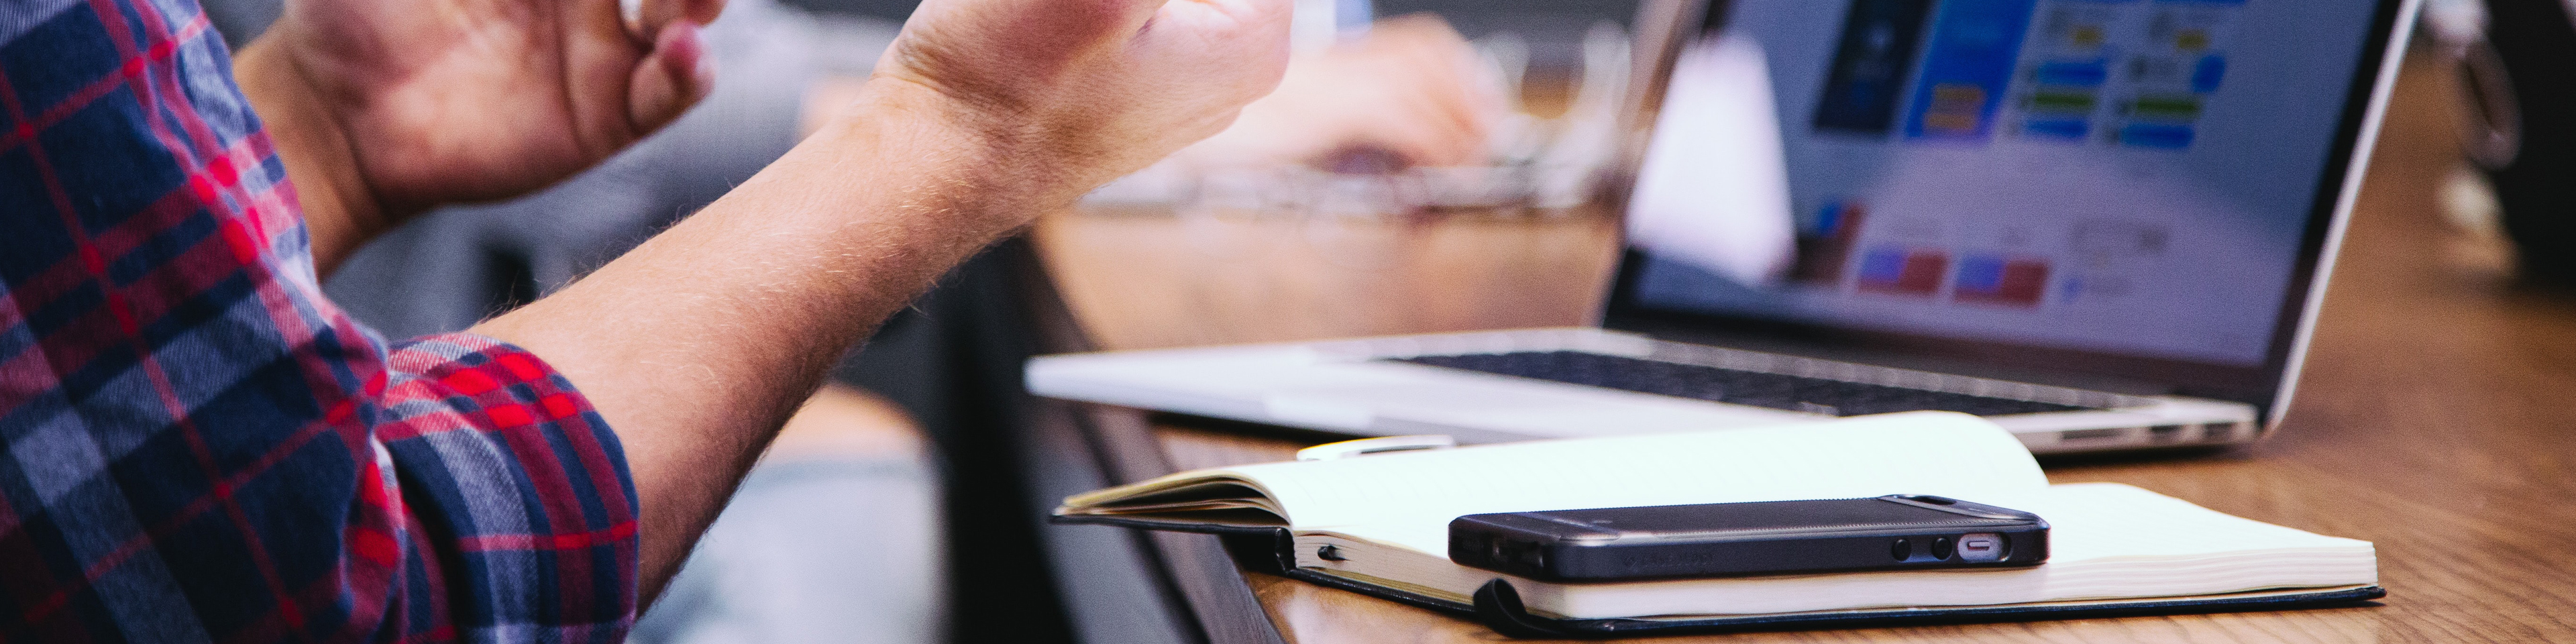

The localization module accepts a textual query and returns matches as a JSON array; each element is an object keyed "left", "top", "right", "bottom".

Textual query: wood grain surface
[{"left": 1030, "top": 58, "right": 2576, "bottom": 643}]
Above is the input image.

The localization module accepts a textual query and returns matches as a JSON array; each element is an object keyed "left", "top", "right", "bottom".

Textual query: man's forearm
[{"left": 470, "top": 78, "right": 1044, "bottom": 600}]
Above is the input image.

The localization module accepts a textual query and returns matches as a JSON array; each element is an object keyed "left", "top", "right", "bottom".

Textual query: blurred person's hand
[
  {"left": 236, "top": 0, "right": 725, "bottom": 270},
  {"left": 1180, "top": 14, "right": 1498, "bottom": 171}
]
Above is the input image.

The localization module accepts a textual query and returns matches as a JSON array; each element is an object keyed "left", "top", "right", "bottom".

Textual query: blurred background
[{"left": 199, "top": 0, "right": 2576, "bottom": 642}]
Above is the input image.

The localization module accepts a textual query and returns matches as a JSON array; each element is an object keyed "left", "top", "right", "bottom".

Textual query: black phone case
[{"left": 1447, "top": 495, "right": 2048, "bottom": 582}]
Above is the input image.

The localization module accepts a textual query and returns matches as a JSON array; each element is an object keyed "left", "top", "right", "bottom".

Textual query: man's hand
[
  {"left": 475, "top": 0, "right": 1293, "bottom": 601},
  {"left": 237, "top": 0, "right": 723, "bottom": 270},
  {"left": 869, "top": 0, "right": 1292, "bottom": 207}
]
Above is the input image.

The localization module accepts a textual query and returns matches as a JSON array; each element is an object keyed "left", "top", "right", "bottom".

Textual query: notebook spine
[{"left": 1466, "top": 578, "right": 2388, "bottom": 639}]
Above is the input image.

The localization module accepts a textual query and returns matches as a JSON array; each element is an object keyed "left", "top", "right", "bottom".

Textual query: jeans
[{"left": 629, "top": 456, "right": 946, "bottom": 644}]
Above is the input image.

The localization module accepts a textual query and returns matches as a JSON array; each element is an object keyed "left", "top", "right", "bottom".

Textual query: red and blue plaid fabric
[{"left": 0, "top": 0, "right": 641, "bottom": 641}]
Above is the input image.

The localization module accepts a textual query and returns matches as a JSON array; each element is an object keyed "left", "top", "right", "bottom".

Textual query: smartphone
[{"left": 1448, "top": 495, "right": 2048, "bottom": 582}]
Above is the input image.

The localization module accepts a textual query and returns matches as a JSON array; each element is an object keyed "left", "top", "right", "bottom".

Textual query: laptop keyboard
[{"left": 1391, "top": 351, "right": 2098, "bottom": 417}]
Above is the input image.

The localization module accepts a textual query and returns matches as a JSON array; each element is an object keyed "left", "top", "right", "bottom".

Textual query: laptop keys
[{"left": 1391, "top": 352, "right": 2098, "bottom": 417}]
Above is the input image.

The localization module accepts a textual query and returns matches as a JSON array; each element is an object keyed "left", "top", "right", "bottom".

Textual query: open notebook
[{"left": 1053, "top": 413, "right": 2381, "bottom": 637}]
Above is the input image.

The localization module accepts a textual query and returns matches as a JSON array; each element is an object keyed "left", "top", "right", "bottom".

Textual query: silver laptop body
[{"left": 1030, "top": 0, "right": 2420, "bottom": 453}]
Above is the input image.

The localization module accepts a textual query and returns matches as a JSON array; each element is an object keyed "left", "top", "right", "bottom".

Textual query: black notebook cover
[{"left": 1051, "top": 515, "right": 2385, "bottom": 639}]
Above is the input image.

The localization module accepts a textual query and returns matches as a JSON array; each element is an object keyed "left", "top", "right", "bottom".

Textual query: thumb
[{"left": 628, "top": 20, "right": 716, "bottom": 136}]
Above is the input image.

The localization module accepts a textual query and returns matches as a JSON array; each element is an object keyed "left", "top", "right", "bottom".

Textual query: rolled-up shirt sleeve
[
  {"left": 374, "top": 334, "right": 640, "bottom": 639},
  {"left": 0, "top": 0, "right": 638, "bottom": 641}
]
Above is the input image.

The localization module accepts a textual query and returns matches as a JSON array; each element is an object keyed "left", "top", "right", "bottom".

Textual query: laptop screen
[{"left": 1609, "top": 0, "right": 2406, "bottom": 407}]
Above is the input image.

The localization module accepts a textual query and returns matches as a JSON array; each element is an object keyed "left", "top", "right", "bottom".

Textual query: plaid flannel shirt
[{"left": 1, "top": 0, "right": 641, "bottom": 641}]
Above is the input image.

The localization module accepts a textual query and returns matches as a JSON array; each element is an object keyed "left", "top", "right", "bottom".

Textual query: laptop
[{"left": 1029, "top": 0, "right": 2420, "bottom": 453}]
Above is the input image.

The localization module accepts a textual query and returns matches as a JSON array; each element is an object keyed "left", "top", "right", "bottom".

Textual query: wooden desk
[{"left": 1022, "top": 59, "right": 2576, "bottom": 643}]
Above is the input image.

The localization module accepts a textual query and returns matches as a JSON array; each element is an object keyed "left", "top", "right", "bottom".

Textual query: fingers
[
  {"left": 1185, "top": 10, "right": 1493, "bottom": 170},
  {"left": 628, "top": 19, "right": 716, "bottom": 135},
  {"left": 1342, "top": 16, "right": 1495, "bottom": 166},
  {"left": 1353, "top": 85, "right": 1487, "bottom": 167},
  {"left": 1369, "top": 15, "right": 1495, "bottom": 136},
  {"left": 1366, "top": 13, "right": 1465, "bottom": 45},
  {"left": 1387, "top": 62, "right": 1493, "bottom": 166},
  {"left": 633, "top": 0, "right": 728, "bottom": 40}
]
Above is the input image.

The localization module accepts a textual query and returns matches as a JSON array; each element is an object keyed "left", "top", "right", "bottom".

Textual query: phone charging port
[{"left": 1955, "top": 533, "right": 2006, "bottom": 562}]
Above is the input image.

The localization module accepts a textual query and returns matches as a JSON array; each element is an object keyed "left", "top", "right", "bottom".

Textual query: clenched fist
[{"left": 872, "top": 0, "right": 1293, "bottom": 199}]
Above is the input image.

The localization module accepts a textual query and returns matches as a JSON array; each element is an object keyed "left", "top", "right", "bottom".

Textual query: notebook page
[
  {"left": 1533, "top": 483, "right": 2378, "bottom": 617},
  {"left": 1287, "top": 483, "right": 2377, "bottom": 618},
  {"left": 1974, "top": 483, "right": 2375, "bottom": 562},
  {"left": 1225, "top": 412, "right": 2046, "bottom": 535}
]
